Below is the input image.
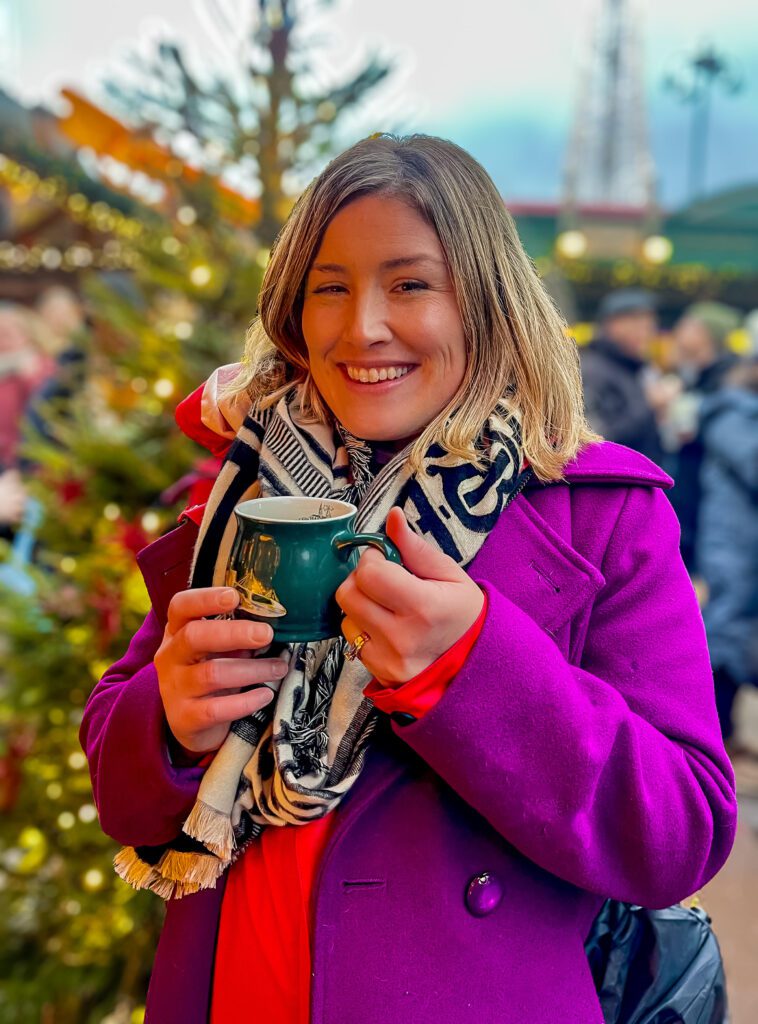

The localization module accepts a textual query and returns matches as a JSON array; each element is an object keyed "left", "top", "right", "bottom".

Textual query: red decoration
[
  {"left": 58, "top": 478, "right": 85, "bottom": 505},
  {"left": 117, "top": 520, "right": 150, "bottom": 557},
  {"left": 0, "top": 725, "right": 36, "bottom": 813}
]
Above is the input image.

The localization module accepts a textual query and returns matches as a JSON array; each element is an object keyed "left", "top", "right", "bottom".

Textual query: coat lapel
[{"left": 466, "top": 486, "right": 605, "bottom": 637}]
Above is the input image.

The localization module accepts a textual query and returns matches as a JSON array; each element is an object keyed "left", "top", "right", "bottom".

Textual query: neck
[{"left": 374, "top": 436, "right": 415, "bottom": 452}]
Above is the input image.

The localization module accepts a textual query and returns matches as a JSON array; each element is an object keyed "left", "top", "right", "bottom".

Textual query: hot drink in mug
[{"left": 226, "top": 496, "right": 401, "bottom": 642}]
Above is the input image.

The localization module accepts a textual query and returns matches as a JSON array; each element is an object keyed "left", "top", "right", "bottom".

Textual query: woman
[
  {"left": 81, "top": 134, "right": 737, "bottom": 1024},
  {"left": 696, "top": 357, "right": 758, "bottom": 745}
]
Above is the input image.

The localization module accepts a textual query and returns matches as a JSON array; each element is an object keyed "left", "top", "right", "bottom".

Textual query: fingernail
[
  {"left": 274, "top": 660, "right": 289, "bottom": 676},
  {"left": 220, "top": 589, "right": 237, "bottom": 610},
  {"left": 249, "top": 623, "right": 273, "bottom": 644}
]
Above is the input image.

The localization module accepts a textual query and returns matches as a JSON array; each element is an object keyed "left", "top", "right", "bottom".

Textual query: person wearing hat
[
  {"left": 666, "top": 302, "right": 742, "bottom": 571},
  {"left": 580, "top": 289, "right": 664, "bottom": 465}
]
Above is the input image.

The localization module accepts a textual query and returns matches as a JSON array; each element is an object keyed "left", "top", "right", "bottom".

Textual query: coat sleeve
[
  {"left": 79, "top": 608, "right": 206, "bottom": 848},
  {"left": 393, "top": 484, "right": 738, "bottom": 909}
]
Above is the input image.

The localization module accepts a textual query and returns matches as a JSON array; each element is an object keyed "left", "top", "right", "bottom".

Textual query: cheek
[
  {"left": 301, "top": 309, "right": 321, "bottom": 357},
  {"left": 414, "top": 306, "right": 467, "bottom": 368},
  {"left": 435, "top": 323, "right": 468, "bottom": 382},
  {"left": 301, "top": 302, "right": 341, "bottom": 354}
]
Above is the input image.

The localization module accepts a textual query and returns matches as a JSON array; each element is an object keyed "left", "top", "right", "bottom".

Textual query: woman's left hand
[{"left": 335, "top": 506, "right": 485, "bottom": 686}]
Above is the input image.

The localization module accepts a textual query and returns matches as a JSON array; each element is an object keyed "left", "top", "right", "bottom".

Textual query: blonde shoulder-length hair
[{"left": 227, "top": 133, "right": 598, "bottom": 481}]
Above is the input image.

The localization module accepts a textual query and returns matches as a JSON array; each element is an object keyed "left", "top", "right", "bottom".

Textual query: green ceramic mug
[{"left": 226, "top": 496, "right": 402, "bottom": 642}]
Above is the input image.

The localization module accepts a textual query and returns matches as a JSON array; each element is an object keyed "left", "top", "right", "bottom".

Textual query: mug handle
[{"left": 333, "top": 531, "right": 402, "bottom": 564}]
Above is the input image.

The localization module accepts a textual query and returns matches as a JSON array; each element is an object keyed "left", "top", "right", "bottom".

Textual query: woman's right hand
[{"left": 155, "top": 587, "right": 289, "bottom": 757}]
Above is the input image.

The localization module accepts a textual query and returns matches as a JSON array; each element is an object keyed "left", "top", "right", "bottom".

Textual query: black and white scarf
[{"left": 114, "top": 386, "right": 531, "bottom": 899}]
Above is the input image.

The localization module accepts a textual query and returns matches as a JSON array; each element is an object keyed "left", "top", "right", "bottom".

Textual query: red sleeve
[
  {"left": 175, "top": 383, "right": 233, "bottom": 458},
  {"left": 364, "top": 590, "right": 488, "bottom": 720}
]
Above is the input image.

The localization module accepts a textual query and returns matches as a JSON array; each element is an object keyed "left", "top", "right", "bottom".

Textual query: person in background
[
  {"left": 24, "top": 287, "right": 88, "bottom": 450},
  {"left": 580, "top": 288, "right": 664, "bottom": 465},
  {"left": 0, "top": 303, "right": 56, "bottom": 536},
  {"left": 0, "top": 303, "right": 54, "bottom": 469},
  {"left": 664, "top": 302, "right": 742, "bottom": 572},
  {"left": 695, "top": 356, "right": 758, "bottom": 752},
  {"left": 35, "top": 285, "right": 85, "bottom": 344}
]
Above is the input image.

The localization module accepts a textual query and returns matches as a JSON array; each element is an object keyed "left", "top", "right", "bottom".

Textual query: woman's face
[{"left": 301, "top": 195, "right": 467, "bottom": 446}]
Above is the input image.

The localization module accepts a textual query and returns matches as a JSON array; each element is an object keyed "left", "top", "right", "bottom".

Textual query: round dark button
[
  {"left": 389, "top": 711, "right": 417, "bottom": 727},
  {"left": 465, "top": 872, "right": 504, "bottom": 917}
]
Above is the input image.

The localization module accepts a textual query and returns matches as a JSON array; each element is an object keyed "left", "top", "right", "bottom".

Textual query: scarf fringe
[
  {"left": 183, "top": 798, "right": 236, "bottom": 860},
  {"left": 114, "top": 847, "right": 222, "bottom": 900},
  {"left": 113, "top": 847, "right": 159, "bottom": 891},
  {"left": 159, "top": 848, "right": 227, "bottom": 888}
]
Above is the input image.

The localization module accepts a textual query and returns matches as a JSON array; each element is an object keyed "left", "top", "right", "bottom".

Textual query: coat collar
[{"left": 530, "top": 440, "right": 673, "bottom": 490}]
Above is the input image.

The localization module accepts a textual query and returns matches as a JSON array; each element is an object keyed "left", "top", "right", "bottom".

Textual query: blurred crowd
[
  {"left": 1, "top": 284, "right": 757, "bottom": 758},
  {"left": 0, "top": 286, "right": 86, "bottom": 542},
  {"left": 582, "top": 289, "right": 758, "bottom": 756}
]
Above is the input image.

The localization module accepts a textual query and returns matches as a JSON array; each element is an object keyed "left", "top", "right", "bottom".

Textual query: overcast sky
[{"left": 3, "top": 0, "right": 757, "bottom": 206}]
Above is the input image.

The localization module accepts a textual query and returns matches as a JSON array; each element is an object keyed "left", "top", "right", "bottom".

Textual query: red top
[{"left": 209, "top": 596, "right": 488, "bottom": 1023}]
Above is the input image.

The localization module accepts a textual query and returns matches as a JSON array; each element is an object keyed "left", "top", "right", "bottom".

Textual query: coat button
[
  {"left": 465, "top": 872, "right": 504, "bottom": 917},
  {"left": 389, "top": 711, "right": 417, "bottom": 727}
]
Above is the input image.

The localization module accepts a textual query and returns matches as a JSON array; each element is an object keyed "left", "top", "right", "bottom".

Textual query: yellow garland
[{"left": 0, "top": 152, "right": 144, "bottom": 240}]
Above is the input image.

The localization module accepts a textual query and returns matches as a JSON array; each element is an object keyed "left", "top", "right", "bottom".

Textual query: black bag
[{"left": 584, "top": 899, "right": 729, "bottom": 1024}]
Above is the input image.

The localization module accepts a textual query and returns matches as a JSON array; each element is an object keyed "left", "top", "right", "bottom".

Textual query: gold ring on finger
[{"left": 345, "top": 630, "right": 371, "bottom": 662}]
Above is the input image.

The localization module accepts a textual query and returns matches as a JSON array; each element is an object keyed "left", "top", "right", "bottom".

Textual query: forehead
[{"left": 313, "top": 195, "right": 442, "bottom": 261}]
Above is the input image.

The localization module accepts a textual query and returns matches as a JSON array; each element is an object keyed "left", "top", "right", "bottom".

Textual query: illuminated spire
[{"left": 564, "top": 0, "right": 655, "bottom": 207}]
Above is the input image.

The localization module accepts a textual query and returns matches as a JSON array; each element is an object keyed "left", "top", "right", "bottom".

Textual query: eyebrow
[{"left": 310, "top": 255, "right": 446, "bottom": 273}]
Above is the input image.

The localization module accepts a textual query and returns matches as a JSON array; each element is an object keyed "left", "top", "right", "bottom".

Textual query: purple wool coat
[{"left": 80, "top": 442, "right": 738, "bottom": 1024}]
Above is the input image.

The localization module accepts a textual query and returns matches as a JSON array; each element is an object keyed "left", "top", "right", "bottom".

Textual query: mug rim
[{"left": 234, "top": 495, "right": 357, "bottom": 524}]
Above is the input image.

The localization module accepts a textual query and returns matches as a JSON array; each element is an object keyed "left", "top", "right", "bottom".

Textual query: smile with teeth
[{"left": 344, "top": 365, "right": 413, "bottom": 383}]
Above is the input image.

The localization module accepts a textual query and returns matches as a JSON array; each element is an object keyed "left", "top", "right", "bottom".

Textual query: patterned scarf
[{"left": 114, "top": 386, "right": 531, "bottom": 899}]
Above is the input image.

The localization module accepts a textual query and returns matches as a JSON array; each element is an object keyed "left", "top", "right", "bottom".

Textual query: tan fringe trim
[
  {"left": 158, "top": 849, "right": 200, "bottom": 882},
  {"left": 151, "top": 876, "right": 178, "bottom": 900},
  {"left": 182, "top": 799, "right": 235, "bottom": 860},
  {"left": 171, "top": 881, "right": 200, "bottom": 899},
  {"left": 188, "top": 854, "right": 226, "bottom": 888},
  {"left": 113, "top": 847, "right": 159, "bottom": 891},
  {"left": 114, "top": 843, "right": 228, "bottom": 902},
  {"left": 157, "top": 849, "right": 226, "bottom": 889}
]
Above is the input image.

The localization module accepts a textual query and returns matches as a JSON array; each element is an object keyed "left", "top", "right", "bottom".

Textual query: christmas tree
[
  {"left": 0, "top": 3, "right": 393, "bottom": 1020},
  {"left": 102, "top": 0, "right": 392, "bottom": 246}
]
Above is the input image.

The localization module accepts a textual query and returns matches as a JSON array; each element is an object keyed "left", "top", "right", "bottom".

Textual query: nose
[{"left": 345, "top": 286, "right": 393, "bottom": 347}]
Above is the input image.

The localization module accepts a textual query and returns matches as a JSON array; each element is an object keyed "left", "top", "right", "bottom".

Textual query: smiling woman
[
  {"left": 301, "top": 195, "right": 468, "bottom": 448},
  {"left": 81, "top": 133, "right": 737, "bottom": 1024},
  {"left": 232, "top": 133, "right": 589, "bottom": 480}
]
